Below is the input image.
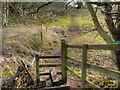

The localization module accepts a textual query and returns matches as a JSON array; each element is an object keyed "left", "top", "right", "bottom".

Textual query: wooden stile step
[
  {"left": 39, "top": 63, "right": 61, "bottom": 67},
  {"left": 39, "top": 56, "right": 61, "bottom": 59},
  {"left": 41, "top": 85, "right": 70, "bottom": 90},
  {"left": 40, "top": 72, "right": 62, "bottom": 76}
]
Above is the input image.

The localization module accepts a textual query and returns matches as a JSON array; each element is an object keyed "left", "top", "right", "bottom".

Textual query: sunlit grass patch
[
  {"left": 75, "top": 9, "right": 94, "bottom": 27},
  {"left": 69, "top": 32, "right": 105, "bottom": 45},
  {"left": 48, "top": 15, "right": 71, "bottom": 30}
]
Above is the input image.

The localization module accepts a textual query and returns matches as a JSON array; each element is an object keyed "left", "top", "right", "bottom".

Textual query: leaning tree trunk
[
  {"left": 115, "top": 51, "right": 120, "bottom": 70},
  {"left": 115, "top": 4, "right": 120, "bottom": 71},
  {"left": 104, "top": 3, "right": 120, "bottom": 71},
  {"left": 114, "top": 17, "right": 120, "bottom": 71},
  {"left": 87, "top": 2, "right": 120, "bottom": 70},
  {"left": 87, "top": 2, "right": 120, "bottom": 88}
]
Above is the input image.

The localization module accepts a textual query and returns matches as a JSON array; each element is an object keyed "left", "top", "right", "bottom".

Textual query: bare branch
[
  {"left": 100, "top": 9, "right": 120, "bottom": 15},
  {"left": 104, "top": 3, "right": 120, "bottom": 40},
  {"left": 90, "top": 2, "right": 120, "bottom": 6},
  {"left": 54, "top": 1, "right": 74, "bottom": 15},
  {"left": 45, "top": 1, "right": 74, "bottom": 16},
  {"left": 28, "top": 2, "right": 53, "bottom": 15},
  {"left": 28, "top": 1, "right": 72, "bottom": 16}
]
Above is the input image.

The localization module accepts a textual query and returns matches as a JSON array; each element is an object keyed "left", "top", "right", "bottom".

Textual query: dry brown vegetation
[
  {"left": 1, "top": 9, "right": 119, "bottom": 89},
  {"left": 1, "top": 24, "right": 118, "bottom": 89}
]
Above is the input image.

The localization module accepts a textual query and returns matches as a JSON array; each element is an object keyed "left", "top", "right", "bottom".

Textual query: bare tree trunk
[
  {"left": 86, "top": 3, "right": 112, "bottom": 43},
  {"left": 2, "top": 1, "right": 9, "bottom": 27},
  {"left": 87, "top": 2, "right": 120, "bottom": 71},
  {"left": 104, "top": 3, "right": 120, "bottom": 71},
  {"left": 115, "top": 51, "right": 120, "bottom": 70},
  {"left": 0, "top": 2, "right": 3, "bottom": 89}
]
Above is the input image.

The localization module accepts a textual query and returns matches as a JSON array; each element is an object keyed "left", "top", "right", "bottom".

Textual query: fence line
[
  {"left": 67, "top": 42, "right": 120, "bottom": 88},
  {"left": 68, "top": 44, "right": 120, "bottom": 50},
  {"left": 35, "top": 39, "right": 120, "bottom": 88},
  {"left": 67, "top": 67, "right": 100, "bottom": 88}
]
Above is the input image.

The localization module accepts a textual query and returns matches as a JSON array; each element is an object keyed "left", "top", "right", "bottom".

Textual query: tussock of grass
[
  {"left": 3, "top": 26, "right": 61, "bottom": 57},
  {"left": 69, "top": 32, "right": 105, "bottom": 45},
  {"left": 48, "top": 15, "right": 71, "bottom": 30},
  {"left": 73, "top": 9, "right": 94, "bottom": 27}
]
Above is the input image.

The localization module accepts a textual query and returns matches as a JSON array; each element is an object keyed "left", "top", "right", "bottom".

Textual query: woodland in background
[
  {"left": 2, "top": 1, "right": 120, "bottom": 70},
  {"left": 1, "top": 1, "right": 120, "bottom": 89}
]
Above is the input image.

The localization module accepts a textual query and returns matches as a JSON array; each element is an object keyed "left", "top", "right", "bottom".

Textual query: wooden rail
[
  {"left": 67, "top": 43, "right": 120, "bottom": 88},
  {"left": 35, "top": 39, "right": 120, "bottom": 88},
  {"left": 39, "top": 56, "right": 61, "bottom": 59},
  {"left": 87, "top": 63, "right": 120, "bottom": 80},
  {"left": 67, "top": 67, "right": 100, "bottom": 88},
  {"left": 40, "top": 72, "right": 61, "bottom": 76},
  {"left": 35, "top": 55, "right": 62, "bottom": 84},
  {"left": 68, "top": 44, "right": 120, "bottom": 50},
  {"left": 67, "top": 56, "right": 120, "bottom": 80},
  {"left": 39, "top": 63, "right": 61, "bottom": 67}
]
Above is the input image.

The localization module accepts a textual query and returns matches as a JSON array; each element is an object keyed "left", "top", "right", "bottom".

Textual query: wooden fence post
[
  {"left": 118, "top": 67, "right": 120, "bottom": 88},
  {"left": 117, "top": 80, "right": 120, "bottom": 88},
  {"left": 82, "top": 44, "right": 88, "bottom": 88},
  {"left": 41, "top": 31, "right": 43, "bottom": 52},
  {"left": 36, "top": 54, "right": 40, "bottom": 84},
  {"left": 61, "top": 38, "right": 67, "bottom": 84}
]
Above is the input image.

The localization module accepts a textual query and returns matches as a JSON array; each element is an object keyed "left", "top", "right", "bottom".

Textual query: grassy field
[
  {"left": 47, "top": 9, "right": 94, "bottom": 30},
  {"left": 2, "top": 8, "right": 118, "bottom": 88},
  {"left": 2, "top": 8, "right": 107, "bottom": 76}
]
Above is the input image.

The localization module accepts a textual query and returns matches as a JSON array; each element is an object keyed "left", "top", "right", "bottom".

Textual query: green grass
[
  {"left": 47, "top": 9, "right": 106, "bottom": 31},
  {"left": 47, "top": 9, "right": 94, "bottom": 30},
  {"left": 48, "top": 15, "right": 72, "bottom": 30},
  {"left": 69, "top": 32, "right": 105, "bottom": 45},
  {"left": 76, "top": 9, "right": 94, "bottom": 27}
]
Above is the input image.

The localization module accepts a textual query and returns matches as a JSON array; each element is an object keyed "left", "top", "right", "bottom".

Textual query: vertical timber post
[
  {"left": 36, "top": 54, "right": 40, "bottom": 85},
  {"left": 2, "top": 1, "right": 9, "bottom": 27},
  {"left": 61, "top": 38, "right": 67, "bottom": 84},
  {"left": 118, "top": 80, "right": 120, "bottom": 88},
  {"left": 41, "top": 31, "right": 43, "bottom": 52},
  {"left": 82, "top": 44, "right": 88, "bottom": 88}
]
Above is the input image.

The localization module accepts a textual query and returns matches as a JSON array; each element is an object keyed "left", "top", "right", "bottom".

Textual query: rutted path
[
  {"left": 50, "top": 16, "right": 82, "bottom": 55},
  {"left": 48, "top": 17, "right": 83, "bottom": 89}
]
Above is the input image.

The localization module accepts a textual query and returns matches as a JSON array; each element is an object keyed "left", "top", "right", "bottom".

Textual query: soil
[{"left": 1, "top": 25, "right": 119, "bottom": 89}]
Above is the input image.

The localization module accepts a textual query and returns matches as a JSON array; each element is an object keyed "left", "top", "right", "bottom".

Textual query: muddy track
[{"left": 50, "top": 25, "right": 82, "bottom": 56}]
